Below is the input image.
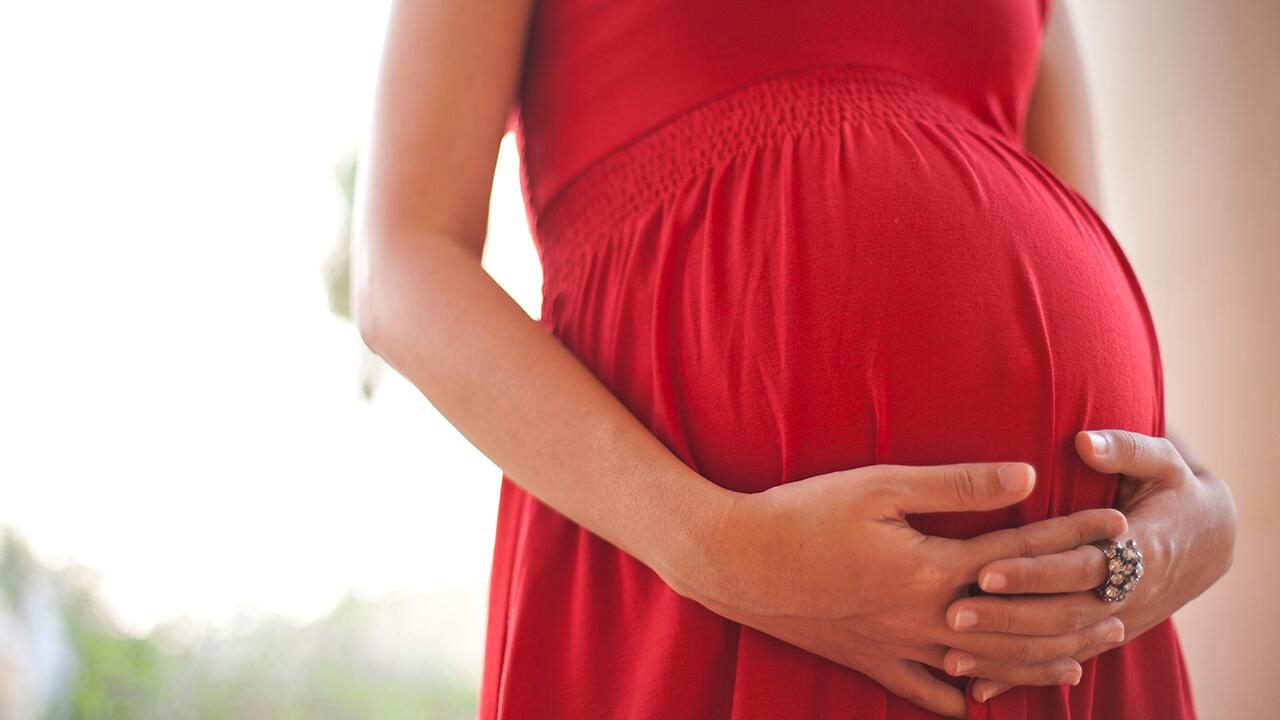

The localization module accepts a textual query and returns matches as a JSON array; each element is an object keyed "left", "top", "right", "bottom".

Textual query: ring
[{"left": 1092, "top": 539, "right": 1144, "bottom": 603}]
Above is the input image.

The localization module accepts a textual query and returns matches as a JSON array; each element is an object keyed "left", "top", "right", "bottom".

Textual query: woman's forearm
[{"left": 355, "top": 229, "right": 733, "bottom": 597}]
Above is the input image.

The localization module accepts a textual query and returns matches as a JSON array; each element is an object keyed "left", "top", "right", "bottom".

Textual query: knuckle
[
  {"left": 945, "top": 465, "right": 979, "bottom": 508},
  {"left": 1121, "top": 431, "right": 1146, "bottom": 465},
  {"left": 1060, "top": 607, "right": 1086, "bottom": 633},
  {"left": 863, "top": 479, "right": 898, "bottom": 507},
  {"left": 1037, "top": 663, "right": 1072, "bottom": 686},
  {"left": 1101, "top": 508, "right": 1128, "bottom": 536},
  {"left": 996, "top": 607, "right": 1015, "bottom": 633},
  {"left": 1009, "top": 641, "right": 1037, "bottom": 665},
  {"left": 842, "top": 652, "right": 869, "bottom": 674},
  {"left": 908, "top": 555, "right": 953, "bottom": 592},
  {"left": 1018, "top": 565, "right": 1042, "bottom": 593},
  {"left": 1070, "top": 514, "right": 1096, "bottom": 546},
  {"left": 1000, "top": 529, "right": 1040, "bottom": 561},
  {"left": 899, "top": 609, "right": 933, "bottom": 639},
  {"left": 1015, "top": 533, "right": 1040, "bottom": 559},
  {"left": 1079, "top": 627, "right": 1104, "bottom": 653},
  {"left": 1025, "top": 666, "right": 1055, "bottom": 685},
  {"left": 984, "top": 682, "right": 1011, "bottom": 700},
  {"left": 1077, "top": 554, "right": 1101, "bottom": 585},
  {"left": 862, "top": 463, "right": 896, "bottom": 479},
  {"left": 1037, "top": 637, "right": 1069, "bottom": 663},
  {"left": 1155, "top": 437, "right": 1190, "bottom": 481},
  {"left": 904, "top": 694, "right": 929, "bottom": 710},
  {"left": 887, "top": 683, "right": 933, "bottom": 711}
]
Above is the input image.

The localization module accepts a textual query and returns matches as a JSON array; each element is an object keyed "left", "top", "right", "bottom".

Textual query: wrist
[
  {"left": 650, "top": 471, "right": 743, "bottom": 605},
  {"left": 1201, "top": 473, "right": 1238, "bottom": 584},
  {"left": 1122, "top": 476, "right": 1235, "bottom": 628}
]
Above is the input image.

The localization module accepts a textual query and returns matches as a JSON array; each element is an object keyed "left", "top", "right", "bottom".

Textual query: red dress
[{"left": 482, "top": 1, "right": 1196, "bottom": 717}]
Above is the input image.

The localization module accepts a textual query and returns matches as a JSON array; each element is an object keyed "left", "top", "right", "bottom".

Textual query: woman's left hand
[{"left": 940, "top": 428, "right": 1238, "bottom": 703}]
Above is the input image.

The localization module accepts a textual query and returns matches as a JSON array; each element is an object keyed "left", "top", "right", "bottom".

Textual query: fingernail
[
  {"left": 998, "top": 463, "right": 1034, "bottom": 494},
  {"left": 976, "top": 685, "right": 996, "bottom": 703},
  {"left": 1060, "top": 668, "right": 1082, "bottom": 685},
  {"left": 952, "top": 653, "right": 975, "bottom": 675},
  {"left": 952, "top": 608, "right": 978, "bottom": 629},
  {"left": 1107, "top": 621, "right": 1126, "bottom": 643},
  {"left": 1087, "top": 431, "right": 1110, "bottom": 457},
  {"left": 980, "top": 570, "right": 1007, "bottom": 591}
]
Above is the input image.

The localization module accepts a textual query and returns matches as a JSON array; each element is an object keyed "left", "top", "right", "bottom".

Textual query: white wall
[{"left": 1070, "top": 1, "right": 1280, "bottom": 715}]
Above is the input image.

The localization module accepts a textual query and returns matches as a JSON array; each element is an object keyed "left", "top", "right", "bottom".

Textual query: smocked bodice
[{"left": 513, "top": 0, "right": 1050, "bottom": 218}]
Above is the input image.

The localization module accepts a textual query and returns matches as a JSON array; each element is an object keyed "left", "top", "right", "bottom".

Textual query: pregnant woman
[{"left": 354, "top": 1, "right": 1237, "bottom": 718}]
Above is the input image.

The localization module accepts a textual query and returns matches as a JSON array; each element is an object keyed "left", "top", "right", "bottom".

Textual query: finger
[
  {"left": 870, "top": 658, "right": 967, "bottom": 719},
  {"left": 885, "top": 462, "right": 1035, "bottom": 515},
  {"left": 945, "top": 616, "right": 1125, "bottom": 665},
  {"left": 947, "top": 592, "right": 1116, "bottom": 636},
  {"left": 960, "top": 508, "right": 1127, "bottom": 575},
  {"left": 977, "top": 544, "right": 1108, "bottom": 594},
  {"left": 1075, "top": 430, "right": 1188, "bottom": 485},
  {"left": 887, "top": 642, "right": 949, "bottom": 672},
  {"left": 971, "top": 679, "right": 1012, "bottom": 703},
  {"left": 944, "top": 648, "right": 1082, "bottom": 687},
  {"left": 971, "top": 619, "right": 1129, "bottom": 703},
  {"left": 1071, "top": 636, "right": 1118, "bottom": 666}
]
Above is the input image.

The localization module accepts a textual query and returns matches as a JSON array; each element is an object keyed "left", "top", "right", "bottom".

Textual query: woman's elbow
[
  {"left": 354, "top": 293, "right": 384, "bottom": 354},
  {"left": 352, "top": 228, "right": 392, "bottom": 352},
  {"left": 351, "top": 220, "right": 479, "bottom": 353}
]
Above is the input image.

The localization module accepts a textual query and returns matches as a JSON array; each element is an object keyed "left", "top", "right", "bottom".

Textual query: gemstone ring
[{"left": 1092, "top": 538, "right": 1144, "bottom": 603}]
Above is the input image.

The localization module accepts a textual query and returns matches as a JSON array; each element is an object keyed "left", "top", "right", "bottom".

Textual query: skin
[
  {"left": 354, "top": 1, "right": 1238, "bottom": 717},
  {"left": 950, "top": 430, "right": 1237, "bottom": 702},
  {"left": 1026, "top": 0, "right": 1101, "bottom": 209},
  {"left": 955, "top": 3, "right": 1239, "bottom": 704}
]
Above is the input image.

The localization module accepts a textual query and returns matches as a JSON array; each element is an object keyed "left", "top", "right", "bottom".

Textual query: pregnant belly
[{"left": 534, "top": 66, "right": 1164, "bottom": 537}]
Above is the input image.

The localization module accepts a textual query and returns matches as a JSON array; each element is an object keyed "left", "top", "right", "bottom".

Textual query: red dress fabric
[{"left": 482, "top": 1, "right": 1196, "bottom": 718}]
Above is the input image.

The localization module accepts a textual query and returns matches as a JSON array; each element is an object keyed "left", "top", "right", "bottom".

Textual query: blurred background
[{"left": 0, "top": 1, "right": 1275, "bottom": 718}]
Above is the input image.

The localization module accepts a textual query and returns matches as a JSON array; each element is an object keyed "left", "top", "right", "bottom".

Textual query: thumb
[
  {"left": 1075, "top": 430, "right": 1188, "bottom": 484},
  {"left": 885, "top": 462, "right": 1036, "bottom": 515}
]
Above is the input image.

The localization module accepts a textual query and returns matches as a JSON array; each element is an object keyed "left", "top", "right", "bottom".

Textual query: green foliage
[
  {"left": 324, "top": 152, "right": 359, "bottom": 322},
  {"left": 1, "top": 531, "right": 478, "bottom": 720}
]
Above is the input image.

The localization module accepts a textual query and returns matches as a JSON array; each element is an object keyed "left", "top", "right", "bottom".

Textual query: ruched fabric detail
[{"left": 533, "top": 65, "right": 1002, "bottom": 282}]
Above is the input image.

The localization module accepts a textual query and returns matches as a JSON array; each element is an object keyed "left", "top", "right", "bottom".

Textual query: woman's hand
[
  {"left": 680, "top": 461, "right": 1128, "bottom": 719},
  {"left": 943, "top": 430, "right": 1237, "bottom": 703}
]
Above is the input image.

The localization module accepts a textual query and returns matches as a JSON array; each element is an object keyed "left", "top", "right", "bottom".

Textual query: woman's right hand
[{"left": 682, "top": 462, "right": 1127, "bottom": 718}]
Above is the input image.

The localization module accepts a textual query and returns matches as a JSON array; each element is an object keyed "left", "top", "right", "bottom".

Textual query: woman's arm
[
  {"left": 1026, "top": 0, "right": 1102, "bottom": 212},
  {"left": 353, "top": 0, "right": 728, "bottom": 606},
  {"left": 354, "top": 3, "right": 1135, "bottom": 716}
]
